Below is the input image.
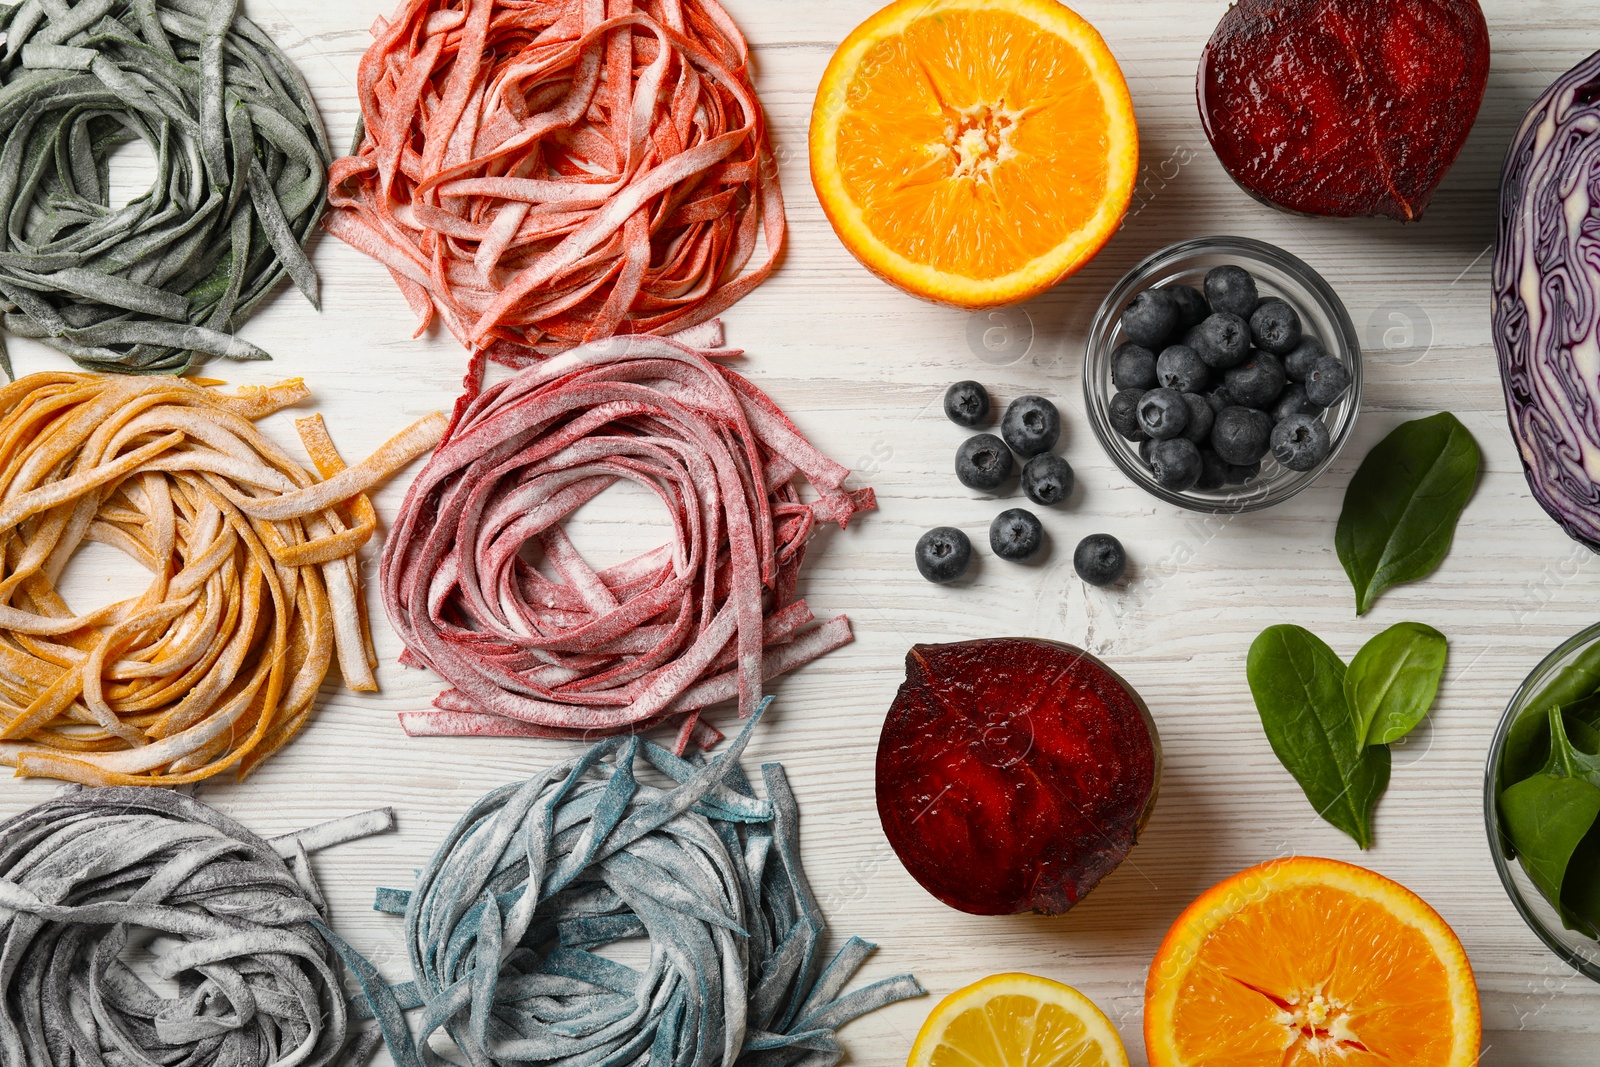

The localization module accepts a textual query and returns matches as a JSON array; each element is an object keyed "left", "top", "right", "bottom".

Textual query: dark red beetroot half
[
  {"left": 876, "top": 639, "right": 1160, "bottom": 916},
  {"left": 1198, "top": 0, "right": 1489, "bottom": 221}
]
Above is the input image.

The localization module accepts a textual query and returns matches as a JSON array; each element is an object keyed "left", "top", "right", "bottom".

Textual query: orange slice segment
[
  {"left": 1145, "top": 857, "right": 1481, "bottom": 1067},
  {"left": 909, "top": 973, "right": 1130, "bottom": 1067},
  {"left": 810, "top": 0, "right": 1138, "bottom": 308}
]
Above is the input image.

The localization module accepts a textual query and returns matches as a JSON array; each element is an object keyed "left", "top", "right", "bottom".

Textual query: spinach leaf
[
  {"left": 1500, "top": 708, "right": 1600, "bottom": 932},
  {"left": 1345, "top": 622, "right": 1448, "bottom": 747},
  {"left": 1569, "top": 716, "right": 1600, "bottom": 755},
  {"left": 1500, "top": 654, "right": 1600, "bottom": 797},
  {"left": 1502, "top": 773, "right": 1600, "bottom": 934},
  {"left": 1335, "top": 412, "right": 1480, "bottom": 616},
  {"left": 1248, "top": 625, "right": 1391, "bottom": 849},
  {"left": 1542, "top": 705, "right": 1600, "bottom": 786},
  {"left": 1560, "top": 822, "right": 1600, "bottom": 938}
]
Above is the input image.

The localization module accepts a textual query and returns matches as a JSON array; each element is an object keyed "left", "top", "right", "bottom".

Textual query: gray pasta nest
[
  {"left": 331, "top": 699, "right": 926, "bottom": 1067},
  {"left": 0, "top": 0, "right": 330, "bottom": 374},
  {"left": 0, "top": 786, "right": 392, "bottom": 1067}
]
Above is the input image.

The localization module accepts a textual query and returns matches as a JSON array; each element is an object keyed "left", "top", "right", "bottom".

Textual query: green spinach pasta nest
[{"left": 0, "top": 0, "right": 329, "bottom": 374}]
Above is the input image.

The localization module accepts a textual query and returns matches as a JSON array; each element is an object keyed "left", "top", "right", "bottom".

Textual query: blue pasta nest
[{"left": 330, "top": 699, "right": 925, "bottom": 1067}]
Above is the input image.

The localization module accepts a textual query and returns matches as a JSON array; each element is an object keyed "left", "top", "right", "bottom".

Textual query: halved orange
[
  {"left": 909, "top": 973, "right": 1130, "bottom": 1067},
  {"left": 1145, "top": 857, "right": 1480, "bottom": 1067},
  {"left": 810, "top": 0, "right": 1138, "bottom": 308}
]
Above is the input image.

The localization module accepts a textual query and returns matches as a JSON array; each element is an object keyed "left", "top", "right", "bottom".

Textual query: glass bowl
[
  {"left": 1083, "top": 236, "right": 1362, "bottom": 512},
  {"left": 1485, "top": 622, "right": 1600, "bottom": 984}
]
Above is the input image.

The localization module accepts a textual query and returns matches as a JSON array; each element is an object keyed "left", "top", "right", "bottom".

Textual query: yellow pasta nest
[{"left": 0, "top": 373, "right": 445, "bottom": 785}]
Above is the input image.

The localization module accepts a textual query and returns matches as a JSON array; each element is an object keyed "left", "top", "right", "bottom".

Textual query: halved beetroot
[
  {"left": 1198, "top": 0, "right": 1489, "bottom": 221},
  {"left": 876, "top": 639, "right": 1160, "bottom": 916}
]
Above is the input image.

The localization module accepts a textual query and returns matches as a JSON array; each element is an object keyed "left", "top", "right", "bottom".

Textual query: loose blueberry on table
[
  {"left": 944, "top": 380, "right": 991, "bottom": 427},
  {"left": 1001, "top": 395, "right": 1061, "bottom": 458},
  {"left": 1074, "top": 534, "right": 1127, "bottom": 587},
  {"left": 990, "top": 508, "right": 1044, "bottom": 562},
  {"left": 915, "top": 527, "right": 973, "bottom": 584},
  {"left": 955, "top": 433, "right": 1014, "bottom": 492},
  {"left": 1021, "top": 453, "right": 1075, "bottom": 506}
]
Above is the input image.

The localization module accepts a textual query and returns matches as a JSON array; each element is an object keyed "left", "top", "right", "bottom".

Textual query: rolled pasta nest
[
  {"left": 0, "top": 0, "right": 331, "bottom": 374},
  {"left": 331, "top": 702, "right": 924, "bottom": 1067},
  {"left": 380, "top": 334, "right": 874, "bottom": 752},
  {"left": 327, "top": 0, "right": 784, "bottom": 359},
  {"left": 0, "top": 787, "right": 395, "bottom": 1067},
  {"left": 0, "top": 372, "right": 446, "bottom": 785}
]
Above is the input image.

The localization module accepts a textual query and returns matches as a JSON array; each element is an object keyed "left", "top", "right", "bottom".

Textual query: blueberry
[
  {"left": 1121, "top": 289, "right": 1180, "bottom": 348},
  {"left": 1074, "top": 534, "right": 1127, "bottom": 587},
  {"left": 1001, "top": 395, "right": 1060, "bottom": 458},
  {"left": 1148, "top": 438, "right": 1203, "bottom": 491},
  {"left": 1283, "top": 336, "right": 1327, "bottom": 382},
  {"left": 1180, "top": 392, "right": 1214, "bottom": 444},
  {"left": 1270, "top": 413, "right": 1333, "bottom": 472},
  {"left": 1304, "top": 357, "right": 1352, "bottom": 407},
  {"left": 1191, "top": 312, "right": 1252, "bottom": 370},
  {"left": 990, "top": 508, "right": 1044, "bottom": 562},
  {"left": 1272, "top": 383, "right": 1322, "bottom": 423},
  {"left": 1249, "top": 298, "right": 1303, "bottom": 355},
  {"left": 1163, "top": 283, "right": 1210, "bottom": 330},
  {"left": 1156, "top": 345, "right": 1210, "bottom": 393},
  {"left": 1211, "top": 406, "right": 1273, "bottom": 465},
  {"left": 1227, "top": 460, "right": 1261, "bottom": 485},
  {"left": 1137, "top": 387, "right": 1190, "bottom": 440},
  {"left": 955, "top": 433, "right": 1013, "bottom": 492},
  {"left": 1204, "top": 384, "right": 1237, "bottom": 414},
  {"left": 1111, "top": 343, "right": 1158, "bottom": 391},
  {"left": 943, "top": 381, "right": 991, "bottom": 427},
  {"left": 1138, "top": 437, "right": 1155, "bottom": 465},
  {"left": 915, "top": 527, "right": 972, "bottom": 583},
  {"left": 1224, "top": 351, "right": 1286, "bottom": 409},
  {"left": 1204, "top": 264, "right": 1259, "bottom": 318},
  {"left": 1108, "top": 389, "right": 1148, "bottom": 442},
  {"left": 1021, "top": 453, "right": 1074, "bottom": 506},
  {"left": 1196, "top": 448, "right": 1229, "bottom": 490}
]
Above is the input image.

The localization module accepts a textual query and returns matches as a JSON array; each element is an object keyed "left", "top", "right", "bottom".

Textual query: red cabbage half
[{"left": 1494, "top": 49, "right": 1600, "bottom": 549}]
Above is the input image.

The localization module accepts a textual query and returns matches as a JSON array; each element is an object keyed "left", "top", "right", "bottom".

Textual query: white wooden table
[{"left": 2, "top": 1, "right": 1597, "bottom": 1062}]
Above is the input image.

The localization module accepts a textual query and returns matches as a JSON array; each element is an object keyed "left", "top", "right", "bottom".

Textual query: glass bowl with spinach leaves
[{"left": 1487, "top": 623, "right": 1600, "bottom": 982}]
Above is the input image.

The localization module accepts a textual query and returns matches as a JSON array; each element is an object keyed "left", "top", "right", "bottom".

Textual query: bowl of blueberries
[{"left": 1083, "top": 236, "right": 1362, "bottom": 512}]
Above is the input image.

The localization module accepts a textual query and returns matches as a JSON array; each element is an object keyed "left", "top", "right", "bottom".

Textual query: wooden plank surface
[{"left": 2, "top": 0, "right": 1599, "bottom": 1062}]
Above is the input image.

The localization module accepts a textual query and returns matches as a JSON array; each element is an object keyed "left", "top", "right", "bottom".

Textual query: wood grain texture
[{"left": 3, "top": 1, "right": 1599, "bottom": 1063}]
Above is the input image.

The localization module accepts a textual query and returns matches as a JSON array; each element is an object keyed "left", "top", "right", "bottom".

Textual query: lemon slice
[{"left": 909, "top": 973, "right": 1130, "bottom": 1067}]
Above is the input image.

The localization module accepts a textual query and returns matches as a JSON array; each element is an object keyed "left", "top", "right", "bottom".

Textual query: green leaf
[
  {"left": 1335, "top": 412, "right": 1481, "bottom": 615},
  {"left": 1345, "top": 622, "right": 1448, "bottom": 748},
  {"left": 1500, "top": 649, "right": 1600, "bottom": 796},
  {"left": 1248, "top": 625, "right": 1391, "bottom": 849},
  {"left": 1559, "top": 823, "right": 1600, "bottom": 938},
  {"left": 1501, "top": 772, "right": 1600, "bottom": 934},
  {"left": 1500, "top": 708, "right": 1600, "bottom": 931},
  {"left": 1539, "top": 706, "right": 1600, "bottom": 786}
]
